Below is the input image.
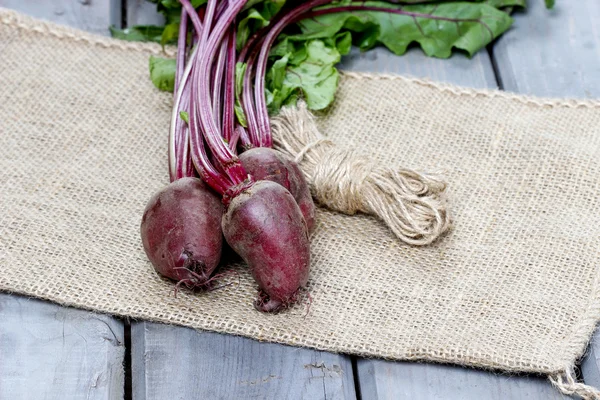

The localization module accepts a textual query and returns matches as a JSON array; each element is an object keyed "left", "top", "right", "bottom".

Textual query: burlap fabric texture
[{"left": 2, "top": 9, "right": 600, "bottom": 395}]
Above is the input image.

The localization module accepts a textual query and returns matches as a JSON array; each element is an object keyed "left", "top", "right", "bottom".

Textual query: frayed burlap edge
[
  {"left": 2, "top": 8, "right": 600, "bottom": 397},
  {"left": 339, "top": 71, "right": 600, "bottom": 110},
  {"left": 3, "top": 7, "right": 600, "bottom": 110},
  {"left": 0, "top": 7, "right": 176, "bottom": 57},
  {"left": 273, "top": 101, "right": 600, "bottom": 399}
]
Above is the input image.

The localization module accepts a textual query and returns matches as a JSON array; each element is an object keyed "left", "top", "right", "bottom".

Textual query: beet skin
[
  {"left": 222, "top": 180, "right": 310, "bottom": 312},
  {"left": 239, "top": 147, "right": 316, "bottom": 233},
  {"left": 141, "top": 177, "right": 224, "bottom": 289}
]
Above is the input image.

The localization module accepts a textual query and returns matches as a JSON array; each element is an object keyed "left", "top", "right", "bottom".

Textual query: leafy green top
[{"left": 111, "top": 0, "right": 551, "bottom": 113}]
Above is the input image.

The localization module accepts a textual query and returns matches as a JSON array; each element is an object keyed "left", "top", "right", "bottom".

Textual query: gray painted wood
[
  {"left": 0, "top": 0, "right": 114, "bottom": 35},
  {"left": 0, "top": 295, "right": 124, "bottom": 400},
  {"left": 131, "top": 322, "right": 355, "bottom": 400},
  {"left": 582, "top": 340, "right": 600, "bottom": 392},
  {"left": 339, "top": 46, "right": 498, "bottom": 89},
  {"left": 491, "top": 0, "right": 600, "bottom": 391},
  {"left": 0, "top": 3, "right": 126, "bottom": 399},
  {"left": 110, "top": 0, "right": 123, "bottom": 29},
  {"left": 127, "top": 2, "right": 355, "bottom": 399},
  {"left": 343, "top": 7, "right": 573, "bottom": 400},
  {"left": 492, "top": 0, "right": 600, "bottom": 98},
  {"left": 126, "top": 0, "right": 164, "bottom": 26},
  {"left": 124, "top": 1, "right": 574, "bottom": 399},
  {"left": 357, "top": 360, "right": 569, "bottom": 400}
]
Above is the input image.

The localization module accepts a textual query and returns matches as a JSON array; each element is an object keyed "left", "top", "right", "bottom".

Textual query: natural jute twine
[
  {"left": 550, "top": 366, "right": 600, "bottom": 399},
  {"left": 272, "top": 101, "right": 450, "bottom": 246},
  {"left": 3, "top": 9, "right": 600, "bottom": 399}
]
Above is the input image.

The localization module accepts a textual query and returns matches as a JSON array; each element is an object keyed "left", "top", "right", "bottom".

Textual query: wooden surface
[
  {"left": 0, "top": 295, "right": 124, "bottom": 400},
  {"left": 1, "top": 1, "right": 599, "bottom": 399},
  {"left": 0, "top": 1, "right": 126, "bottom": 399},
  {"left": 488, "top": 0, "right": 600, "bottom": 391},
  {"left": 126, "top": 0, "right": 163, "bottom": 26},
  {"left": 357, "top": 360, "right": 569, "bottom": 400},
  {"left": 583, "top": 339, "right": 600, "bottom": 394},
  {"left": 492, "top": 0, "right": 600, "bottom": 393},
  {"left": 0, "top": 0, "right": 118, "bottom": 35},
  {"left": 339, "top": 46, "right": 497, "bottom": 89},
  {"left": 492, "top": 0, "right": 600, "bottom": 98},
  {"left": 339, "top": 10, "right": 568, "bottom": 400},
  {"left": 132, "top": 323, "right": 355, "bottom": 400},
  {"left": 126, "top": 4, "right": 356, "bottom": 398}
]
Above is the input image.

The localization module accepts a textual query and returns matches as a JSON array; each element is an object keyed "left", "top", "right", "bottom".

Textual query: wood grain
[
  {"left": 0, "top": 0, "right": 115, "bottom": 35},
  {"left": 342, "top": 26, "right": 570, "bottom": 400},
  {"left": 491, "top": 0, "right": 600, "bottom": 391},
  {"left": 492, "top": 0, "right": 600, "bottom": 98},
  {"left": 582, "top": 338, "right": 600, "bottom": 393},
  {"left": 132, "top": 322, "right": 355, "bottom": 400},
  {"left": 357, "top": 359, "right": 569, "bottom": 400},
  {"left": 126, "top": 0, "right": 164, "bottom": 26},
  {"left": 0, "top": 3, "right": 126, "bottom": 399},
  {"left": 339, "top": 46, "right": 497, "bottom": 89},
  {"left": 0, "top": 295, "right": 124, "bottom": 400},
  {"left": 126, "top": 2, "right": 357, "bottom": 399}
]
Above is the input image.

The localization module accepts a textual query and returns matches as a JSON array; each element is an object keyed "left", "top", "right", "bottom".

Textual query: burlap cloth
[{"left": 2, "top": 9, "right": 600, "bottom": 389}]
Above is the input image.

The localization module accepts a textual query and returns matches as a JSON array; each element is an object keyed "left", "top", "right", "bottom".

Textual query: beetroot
[
  {"left": 141, "top": 177, "right": 224, "bottom": 290},
  {"left": 222, "top": 180, "right": 310, "bottom": 312},
  {"left": 168, "top": 0, "right": 311, "bottom": 312},
  {"left": 239, "top": 147, "right": 315, "bottom": 233}
]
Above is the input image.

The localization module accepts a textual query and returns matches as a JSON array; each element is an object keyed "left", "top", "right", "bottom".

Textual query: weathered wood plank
[
  {"left": 126, "top": 0, "right": 164, "bottom": 26},
  {"left": 0, "top": 0, "right": 114, "bottom": 35},
  {"left": 110, "top": 0, "right": 123, "bottom": 30},
  {"left": 491, "top": 1, "right": 600, "bottom": 391},
  {"left": 131, "top": 322, "right": 355, "bottom": 400},
  {"left": 126, "top": 2, "right": 356, "bottom": 399},
  {"left": 342, "top": 10, "right": 572, "bottom": 400},
  {"left": 582, "top": 339, "right": 600, "bottom": 392},
  {"left": 492, "top": 0, "right": 600, "bottom": 98},
  {"left": 125, "top": 1, "right": 581, "bottom": 398},
  {"left": 0, "top": 295, "right": 124, "bottom": 400},
  {"left": 339, "top": 46, "right": 497, "bottom": 89},
  {"left": 357, "top": 360, "right": 569, "bottom": 400},
  {"left": 0, "top": 3, "right": 126, "bottom": 399}
]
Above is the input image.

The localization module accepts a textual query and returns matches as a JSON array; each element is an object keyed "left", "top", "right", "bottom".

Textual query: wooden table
[{"left": 1, "top": 1, "right": 599, "bottom": 398}]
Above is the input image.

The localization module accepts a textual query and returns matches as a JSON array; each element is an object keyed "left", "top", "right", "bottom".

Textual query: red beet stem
[
  {"left": 195, "top": 0, "right": 250, "bottom": 187},
  {"left": 169, "top": 6, "right": 189, "bottom": 182},
  {"left": 241, "top": 51, "right": 260, "bottom": 147},
  {"left": 251, "top": 0, "right": 333, "bottom": 148},
  {"left": 222, "top": 27, "right": 237, "bottom": 144}
]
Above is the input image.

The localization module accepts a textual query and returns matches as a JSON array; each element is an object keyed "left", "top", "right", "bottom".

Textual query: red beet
[
  {"left": 166, "top": 2, "right": 312, "bottom": 311},
  {"left": 141, "top": 177, "right": 224, "bottom": 290},
  {"left": 222, "top": 180, "right": 310, "bottom": 312},
  {"left": 239, "top": 147, "right": 316, "bottom": 233}
]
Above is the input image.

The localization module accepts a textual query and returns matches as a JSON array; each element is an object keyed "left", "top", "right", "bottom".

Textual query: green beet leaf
[
  {"left": 179, "top": 111, "right": 189, "bottom": 123},
  {"left": 262, "top": 1, "right": 513, "bottom": 111},
  {"left": 149, "top": 56, "right": 176, "bottom": 92},
  {"left": 292, "top": 1, "right": 513, "bottom": 58},
  {"left": 150, "top": 0, "right": 207, "bottom": 10},
  {"left": 234, "top": 62, "right": 249, "bottom": 127},
  {"left": 160, "top": 22, "right": 180, "bottom": 47},
  {"left": 483, "top": 0, "right": 526, "bottom": 8},
  {"left": 114, "top": 0, "right": 555, "bottom": 115},
  {"left": 267, "top": 39, "right": 341, "bottom": 112},
  {"left": 237, "top": 0, "right": 286, "bottom": 50},
  {"left": 109, "top": 25, "right": 164, "bottom": 43}
]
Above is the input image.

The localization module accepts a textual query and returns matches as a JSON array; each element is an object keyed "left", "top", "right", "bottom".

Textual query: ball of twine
[{"left": 271, "top": 101, "right": 451, "bottom": 246}]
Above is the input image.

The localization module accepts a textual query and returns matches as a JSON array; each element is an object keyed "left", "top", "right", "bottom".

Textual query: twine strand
[
  {"left": 549, "top": 366, "right": 600, "bottom": 399},
  {"left": 271, "top": 101, "right": 451, "bottom": 246}
]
